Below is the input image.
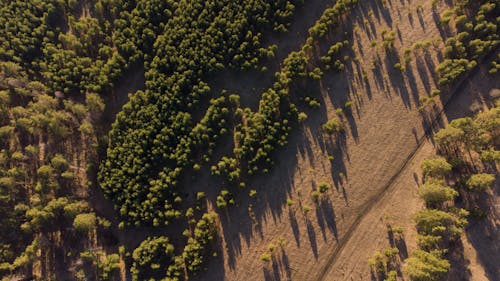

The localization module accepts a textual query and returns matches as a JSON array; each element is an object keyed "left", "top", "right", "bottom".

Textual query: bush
[
  {"left": 318, "top": 182, "right": 330, "bottom": 193},
  {"left": 298, "top": 112, "right": 308, "bottom": 122},
  {"left": 322, "top": 117, "right": 342, "bottom": 135},
  {"left": 260, "top": 253, "right": 271, "bottom": 262}
]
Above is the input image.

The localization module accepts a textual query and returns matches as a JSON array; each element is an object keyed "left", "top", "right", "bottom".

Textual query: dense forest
[{"left": 0, "top": 0, "right": 498, "bottom": 280}]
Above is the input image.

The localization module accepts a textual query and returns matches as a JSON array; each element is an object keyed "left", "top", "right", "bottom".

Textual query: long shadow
[
  {"left": 306, "top": 217, "right": 319, "bottom": 259},
  {"left": 289, "top": 208, "right": 301, "bottom": 246},
  {"left": 417, "top": 9, "right": 426, "bottom": 32},
  {"left": 446, "top": 239, "right": 472, "bottom": 281},
  {"left": 384, "top": 49, "right": 419, "bottom": 109},
  {"left": 415, "top": 55, "right": 432, "bottom": 94},
  {"left": 262, "top": 250, "right": 292, "bottom": 281},
  {"left": 318, "top": 197, "right": 339, "bottom": 240},
  {"left": 281, "top": 250, "right": 292, "bottom": 280},
  {"left": 463, "top": 178, "right": 500, "bottom": 281}
]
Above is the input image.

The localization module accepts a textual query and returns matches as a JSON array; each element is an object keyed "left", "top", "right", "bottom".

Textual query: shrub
[
  {"left": 260, "top": 253, "right": 271, "bottom": 262},
  {"left": 322, "top": 117, "right": 342, "bottom": 135},
  {"left": 298, "top": 112, "right": 308, "bottom": 122},
  {"left": 249, "top": 189, "right": 257, "bottom": 197},
  {"left": 318, "top": 182, "right": 330, "bottom": 193}
]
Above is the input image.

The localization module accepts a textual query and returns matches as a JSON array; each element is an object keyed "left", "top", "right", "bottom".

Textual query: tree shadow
[
  {"left": 262, "top": 250, "right": 293, "bottom": 281},
  {"left": 306, "top": 216, "right": 319, "bottom": 259},
  {"left": 445, "top": 239, "right": 472, "bottom": 281},
  {"left": 289, "top": 208, "right": 301, "bottom": 247},
  {"left": 317, "top": 197, "right": 339, "bottom": 241},
  {"left": 462, "top": 179, "right": 500, "bottom": 281}
]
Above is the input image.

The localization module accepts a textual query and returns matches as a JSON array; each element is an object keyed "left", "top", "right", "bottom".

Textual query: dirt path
[
  {"left": 319, "top": 61, "right": 499, "bottom": 281},
  {"left": 195, "top": 0, "right": 498, "bottom": 280}
]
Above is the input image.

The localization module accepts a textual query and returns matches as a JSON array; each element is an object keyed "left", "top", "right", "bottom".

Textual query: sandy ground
[{"left": 191, "top": 0, "right": 499, "bottom": 280}]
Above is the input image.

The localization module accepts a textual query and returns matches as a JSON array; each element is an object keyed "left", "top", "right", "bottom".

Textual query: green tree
[
  {"left": 466, "top": 173, "right": 495, "bottom": 192},
  {"left": 418, "top": 180, "right": 458, "bottom": 207},
  {"left": 131, "top": 236, "right": 176, "bottom": 281},
  {"left": 414, "top": 209, "right": 467, "bottom": 241},
  {"left": 421, "top": 158, "right": 452, "bottom": 178},
  {"left": 404, "top": 250, "right": 450, "bottom": 281},
  {"left": 73, "top": 213, "right": 97, "bottom": 233}
]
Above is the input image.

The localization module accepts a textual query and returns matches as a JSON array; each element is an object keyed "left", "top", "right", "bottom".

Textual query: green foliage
[
  {"left": 50, "top": 154, "right": 68, "bottom": 172},
  {"left": 298, "top": 112, "right": 308, "bottom": 122},
  {"left": 404, "top": 250, "right": 450, "bottom": 281},
  {"left": 480, "top": 149, "right": 500, "bottom": 164},
  {"left": 182, "top": 212, "right": 218, "bottom": 274},
  {"left": 418, "top": 180, "right": 458, "bottom": 207},
  {"left": 86, "top": 93, "right": 105, "bottom": 115},
  {"left": 99, "top": 254, "right": 120, "bottom": 280},
  {"left": 368, "top": 251, "right": 387, "bottom": 273},
  {"left": 421, "top": 158, "right": 452, "bottom": 178},
  {"left": 434, "top": 126, "right": 464, "bottom": 148},
  {"left": 322, "top": 117, "right": 342, "bottom": 135},
  {"left": 436, "top": 0, "right": 499, "bottom": 86},
  {"left": 131, "top": 236, "right": 176, "bottom": 281},
  {"left": 63, "top": 201, "right": 90, "bottom": 220},
  {"left": 416, "top": 235, "right": 442, "bottom": 251},
  {"left": 11, "top": 239, "right": 40, "bottom": 270},
  {"left": 260, "top": 253, "right": 271, "bottom": 262},
  {"left": 318, "top": 182, "right": 330, "bottom": 193},
  {"left": 466, "top": 173, "right": 495, "bottom": 192},
  {"left": 216, "top": 189, "right": 234, "bottom": 209},
  {"left": 414, "top": 209, "right": 467, "bottom": 241},
  {"left": 73, "top": 213, "right": 97, "bottom": 233},
  {"left": 308, "top": 0, "right": 358, "bottom": 39},
  {"left": 249, "top": 189, "right": 257, "bottom": 197}
]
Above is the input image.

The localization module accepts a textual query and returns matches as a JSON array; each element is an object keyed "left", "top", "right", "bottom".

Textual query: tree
[
  {"left": 404, "top": 250, "right": 450, "bottom": 281},
  {"left": 51, "top": 154, "right": 69, "bottom": 172},
  {"left": 466, "top": 173, "right": 495, "bottom": 192},
  {"left": 418, "top": 180, "right": 458, "bottom": 207},
  {"left": 421, "top": 158, "right": 452, "bottom": 178},
  {"left": 449, "top": 117, "right": 481, "bottom": 151},
  {"left": 414, "top": 209, "right": 467, "bottom": 240},
  {"left": 85, "top": 93, "right": 105, "bottom": 115},
  {"left": 131, "top": 236, "right": 176, "bottom": 281},
  {"left": 434, "top": 126, "right": 464, "bottom": 152},
  {"left": 474, "top": 107, "right": 500, "bottom": 136},
  {"left": 73, "top": 213, "right": 97, "bottom": 233}
]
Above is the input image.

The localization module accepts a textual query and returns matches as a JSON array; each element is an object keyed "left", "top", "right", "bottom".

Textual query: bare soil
[{"left": 190, "top": 0, "right": 500, "bottom": 280}]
